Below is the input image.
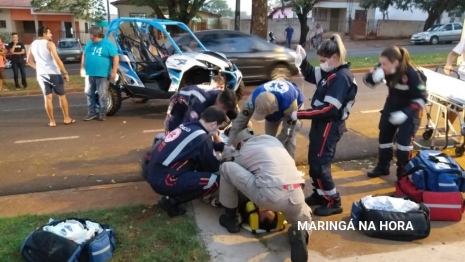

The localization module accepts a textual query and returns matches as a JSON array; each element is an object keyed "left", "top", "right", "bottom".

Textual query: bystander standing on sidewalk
[
  {"left": 284, "top": 25, "right": 294, "bottom": 48},
  {"left": 81, "top": 26, "right": 119, "bottom": 121},
  {"left": 7, "top": 33, "right": 27, "bottom": 90},
  {"left": 0, "top": 36, "right": 7, "bottom": 91},
  {"left": 27, "top": 26, "right": 75, "bottom": 127}
]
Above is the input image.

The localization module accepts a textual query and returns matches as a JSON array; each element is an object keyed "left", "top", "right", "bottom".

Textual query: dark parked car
[
  {"left": 170, "top": 29, "right": 300, "bottom": 83},
  {"left": 57, "top": 38, "right": 83, "bottom": 62}
]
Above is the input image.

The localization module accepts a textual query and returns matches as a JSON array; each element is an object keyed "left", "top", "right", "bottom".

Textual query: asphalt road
[
  {"left": 1, "top": 70, "right": 459, "bottom": 196},
  {"left": 3, "top": 43, "right": 454, "bottom": 79}
]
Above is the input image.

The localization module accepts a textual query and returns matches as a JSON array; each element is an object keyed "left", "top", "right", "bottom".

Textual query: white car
[{"left": 411, "top": 23, "right": 463, "bottom": 45}]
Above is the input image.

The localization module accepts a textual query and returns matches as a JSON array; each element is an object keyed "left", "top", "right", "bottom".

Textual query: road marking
[
  {"left": 360, "top": 109, "right": 381, "bottom": 114},
  {"left": 15, "top": 136, "right": 79, "bottom": 144},
  {"left": 2, "top": 104, "right": 87, "bottom": 112},
  {"left": 143, "top": 129, "right": 165, "bottom": 133}
]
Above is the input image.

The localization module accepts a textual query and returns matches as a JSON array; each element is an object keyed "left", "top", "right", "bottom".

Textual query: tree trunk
[
  {"left": 298, "top": 14, "right": 309, "bottom": 45},
  {"left": 424, "top": 11, "right": 441, "bottom": 31},
  {"left": 250, "top": 0, "right": 268, "bottom": 39}
]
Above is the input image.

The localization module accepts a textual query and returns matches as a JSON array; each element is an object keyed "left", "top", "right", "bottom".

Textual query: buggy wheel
[
  {"left": 455, "top": 147, "right": 464, "bottom": 157},
  {"left": 106, "top": 83, "right": 123, "bottom": 116},
  {"left": 422, "top": 130, "right": 433, "bottom": 140},
  {"left": 131, "top": 98, "right": 149, "bottom": 103}
]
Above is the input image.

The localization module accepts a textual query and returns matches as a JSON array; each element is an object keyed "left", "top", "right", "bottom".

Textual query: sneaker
[
  {"left": 99, "top": 115, "right": 106, "bottom": 121},
  {"left": 288, "top": 225, "right": 309, "bottom": 262},
  {"left": 83, "top": 113, "right": 98, "bottom": 121}
]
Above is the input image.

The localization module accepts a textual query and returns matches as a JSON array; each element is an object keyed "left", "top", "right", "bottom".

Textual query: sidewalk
[{"left": 1, "top": 167, "right": 464, "bottom": 261}]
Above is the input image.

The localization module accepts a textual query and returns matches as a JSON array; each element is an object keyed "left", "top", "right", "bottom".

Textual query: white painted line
[
  {"left": 143, "top": 129, "right": 165, "bottom": 133},
  {"left": 360, "top": 109, "right": 381, "bottom": 114},
  {"left": 2, "top": 104, "right": 87, "bottom": 112},
  {"left": 15, "top": 136, "right": 79, "bottom": 144}
]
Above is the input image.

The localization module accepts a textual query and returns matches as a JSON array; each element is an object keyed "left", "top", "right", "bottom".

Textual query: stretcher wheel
[
  {"left": 422, "top": 130, "right": 433, "bottom": 140},
  {"left": 455, "top": 147, "right": 464, "bottom": 157}
]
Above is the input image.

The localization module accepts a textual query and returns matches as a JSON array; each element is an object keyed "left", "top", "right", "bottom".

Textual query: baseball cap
[{"left": 252, "top": 92, "right": 279, "bottom": 120}]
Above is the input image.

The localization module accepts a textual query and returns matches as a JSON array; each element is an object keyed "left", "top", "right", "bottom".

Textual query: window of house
[
  {"left": 130, "top": 13, "right": 146, "bottom": 18},
  {"left": 313, "top": 10, "right": 326, "bottom": 21},
  {"left": 0, "top": 20, "right": 6, "bottom": 28}
]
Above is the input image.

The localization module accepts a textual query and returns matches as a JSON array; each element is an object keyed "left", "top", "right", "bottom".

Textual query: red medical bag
[{"left": 396, "top": 176, "right": 465, "bottom": 221}]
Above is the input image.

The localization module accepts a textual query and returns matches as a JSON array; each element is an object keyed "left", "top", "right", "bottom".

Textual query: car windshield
[
  {"left": 58, "top": 41, "right": 79, "bottom": 49},
  {"left": 428, "top": 25, "right": 443, "bottom": 31}
]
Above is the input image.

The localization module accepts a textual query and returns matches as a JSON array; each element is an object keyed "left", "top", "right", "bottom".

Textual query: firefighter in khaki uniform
[{"left": 218, "top": 129, "right": 312, "bottom": 262}]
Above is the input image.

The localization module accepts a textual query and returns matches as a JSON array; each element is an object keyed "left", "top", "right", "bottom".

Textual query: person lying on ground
[
  {"left": 227, "top": 74, "right": 304, "bottom": 159},
  {"left": 27, "top": 26, "right": 75, "bottom": 127},
  {"left": 218, "top": 128, "right": 312, "bottom": 262},
  {"left": 144, "top": 106, "right": 235, "bottom": 217}
]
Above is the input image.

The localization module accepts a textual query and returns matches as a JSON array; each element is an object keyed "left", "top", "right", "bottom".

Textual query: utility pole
[
  {"left": 106, "top": 0, "right": 111, "bottom": 23},
  {"left": 234, "top": 0, "right": 240, "bottom": 30}
]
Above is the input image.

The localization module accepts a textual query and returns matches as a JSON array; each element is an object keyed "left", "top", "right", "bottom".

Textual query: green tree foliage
[
  {"left": 30, "top": 0, "right": 107, "bottom": 22},
  {"left": 360, "top": 0, "right": 465, "bottom": 30},
  {"left": 281, "top": 0, "right": 319, "bottom": 45},
  {"left": 129, "top": 0, "right": 207, "bottom": 26},
  {"left": 201, "top": 0, "right": 234, "bottom": 17}
]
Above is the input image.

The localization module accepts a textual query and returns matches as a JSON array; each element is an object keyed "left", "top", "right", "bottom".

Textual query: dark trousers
[
  {"left": 377, "top": 107, "right": 421, "bottom": 177},
  {"left": 12, "top": 62, "right": 27, "bottom": 88},
  {"left": 308, "top": 120, "right": 346, "bottom": 207},
  {"left": 149, "top": 169, "right": 219, "bottom": 205},
  {"left": 167, "top": 106, "right": 188, "bottom": 132}
]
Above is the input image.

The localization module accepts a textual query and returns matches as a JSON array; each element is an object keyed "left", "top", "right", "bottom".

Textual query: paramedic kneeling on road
[
  {"left": 227, "top": 77, "right": 304, "bottom": 158},
  {"left": 146, "top": 106, "right": 231, "bottom": 217},
  {"left": 364, "top": 46, "right": 427, "bottom": 179},
  {"left": 219, "top": 129, "right": 312, "bottom": 262},
  {"left": 298, "top": 34, "right": 357, "bottom": 216}
]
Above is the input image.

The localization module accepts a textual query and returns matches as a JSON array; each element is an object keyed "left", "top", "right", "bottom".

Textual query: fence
[
  {"left": 350, "top": 19, "right": 425, "bottom": 40},
  {"left": 0, "top": 31, "right": 91, "bottom": 45}
]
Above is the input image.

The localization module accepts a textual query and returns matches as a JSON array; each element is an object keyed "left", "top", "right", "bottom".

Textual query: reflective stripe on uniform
[
  {"left": 203, "top": 174, "right": 218, "bottom": 189},
  {"left": 179, "top": 90, "right": 206, "bottom": 103},
  {"left": 162, "top": 129, "right": 206, "bottom": 166},
  {"left": 317, "top": 188, "right": 337, "bottom": 196},
  {"left": 396, "top": 143, "right": 413, "bottom": 151},
  {"left": 379, "top": 143, "right": 392, "bottom": 149},
  {"left": 324, "top": 95, "right": 342, "bottom": 109},
  {"left": 315, "top": 67, "right": 322, "bottom": 83}
]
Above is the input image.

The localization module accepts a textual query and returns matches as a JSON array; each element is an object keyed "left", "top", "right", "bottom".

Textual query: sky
[{"left": 108, "top": 0, "right": 252, "bottom": 15}]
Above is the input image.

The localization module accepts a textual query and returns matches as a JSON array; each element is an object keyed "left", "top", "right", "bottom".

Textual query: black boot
[
  {"left": 158, "top": 196, "right": 187, "bottom": 217},
  {"left": 219, "top": 207, "right": 240, "bottom": 233},
  {"left": 288, "top": 224, "right": 309, "bottom": 262},
  {"left": 305, "top": 191, "right": 328, "bottom": 206},
  {"left": 367, "top": 164, "right": 390, "bottom": 178},
  {"left": 313, "top": 195, "right": 343, "bottom": 216}
]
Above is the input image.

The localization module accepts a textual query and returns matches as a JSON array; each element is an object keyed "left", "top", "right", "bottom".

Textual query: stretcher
[{"left": 415, "top": 67, "right": 465, "bottom": 157}]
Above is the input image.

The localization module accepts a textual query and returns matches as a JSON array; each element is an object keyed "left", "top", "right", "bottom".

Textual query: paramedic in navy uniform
[
  {"left": 227, "top": 75, "right": 305, "bottom": 158},
  {"left": 297, "top": 34, "right": 358, "bottom": 217},
  {"left": 363, "top": 46, "right": 427, "bottom": 180},
  {"left": 164, "top": 84, "right": 238, "bottom": 143},
  {"left": 146, "top": 106, "right": 232, "bottom": 217}
]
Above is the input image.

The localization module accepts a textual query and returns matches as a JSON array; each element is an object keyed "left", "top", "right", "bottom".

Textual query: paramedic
[
  {"left": 364, "top": 46, "right": 427, "bottom": 179},
  {"left": 164, "top": 85, "right": 237, "bottom": 133},
  {"left": 146, "top": 106, "right": 232, "bottom": 217},
  {"left": 219, "top": 129, "right": 312, "bottom": 262},
  {"left": 227, "top": 77, "right": 304, "bottom": 158},
  {"left": 443, "top": 39, "right": 465, "bottom": 131},
  {"left": 297, "top": 34, "right": 357, "bottom": 216}
]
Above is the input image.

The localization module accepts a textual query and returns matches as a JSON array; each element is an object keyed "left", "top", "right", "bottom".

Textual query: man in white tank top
[{"left": 26, "top": 26, "right": 75, "bottom": 127}]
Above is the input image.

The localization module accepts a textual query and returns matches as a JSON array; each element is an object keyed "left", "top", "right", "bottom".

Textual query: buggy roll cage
[{"left": 106, "top": 18, "right": 208, "bottom": 56}]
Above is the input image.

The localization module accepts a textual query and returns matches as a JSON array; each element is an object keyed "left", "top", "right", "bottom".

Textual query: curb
[{"left": 0, "top": 87, "right": 84, "bottom": 98}]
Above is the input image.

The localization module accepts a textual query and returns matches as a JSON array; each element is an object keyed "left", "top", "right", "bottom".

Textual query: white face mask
[
  {"left": 390, "top": 67, "right": 396, "bottom": 74},
  {"left": 320, "top": 61, "right": 334, "bottom": 72}
]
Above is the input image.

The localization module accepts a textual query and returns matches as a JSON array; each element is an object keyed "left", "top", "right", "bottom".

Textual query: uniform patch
[
  {"left": 417, "top": 84, "right": 426, "bottom": 90},
  {"left": 165, "top": 128, "right": 181, "bottom": 142}
]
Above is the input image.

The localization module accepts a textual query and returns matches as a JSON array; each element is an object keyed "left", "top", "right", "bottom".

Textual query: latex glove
[
  {"left": 389, "top": 111, "right": 408, "bottom": 125},
  {"left": 80, "top": 68, "right": 86, "bottom": 77},
  {"left": 290, "top": 111, "right": 297, "bottom": 121},
  {"left": 222, "top": 145, "right": 236, "bottom": 158},
  {"left": 372, "top": 67, "right": 385, "bottom": 83}
]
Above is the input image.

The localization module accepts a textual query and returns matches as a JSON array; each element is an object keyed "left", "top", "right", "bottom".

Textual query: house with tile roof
[{"left": 0, "top": 0, "right": 91, "bottom": 44}]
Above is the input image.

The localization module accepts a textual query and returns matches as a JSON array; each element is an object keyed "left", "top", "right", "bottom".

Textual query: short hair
[
  {"left": 11, "top": 33, "right": 18, "bottom": 36},
  {"left": 217, "top": 88, "right": 237, "bottom": 111},
  {"left": 89, "top": 26, "right": 104, "bottom": 38},
  {"left": 38, "top": 26, "right": 49, "bottom": 37},
  {"left": 212, "top": 75, "right": 224, "bottom": 84},
  {"left": 200, "top": 105, "right": 227, "bottom": 124}
]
